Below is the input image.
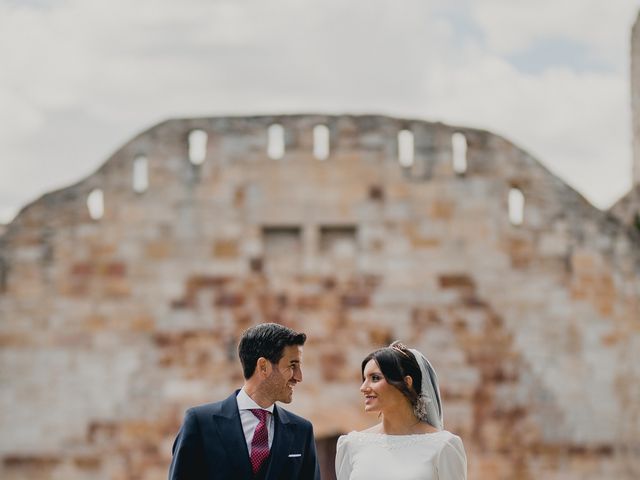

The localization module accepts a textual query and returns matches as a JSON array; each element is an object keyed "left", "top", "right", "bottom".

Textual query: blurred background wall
[{"left": 0, "top": 111, "right": 638, "bottom": 480}]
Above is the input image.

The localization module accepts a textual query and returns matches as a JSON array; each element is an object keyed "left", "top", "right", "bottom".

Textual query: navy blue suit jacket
[{"left": 169, "top": 392, "right": 321, "bottom": 480}]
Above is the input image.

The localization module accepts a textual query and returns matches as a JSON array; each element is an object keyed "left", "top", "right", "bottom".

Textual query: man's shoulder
[
  {"left": 186, "top": 392, "right": 237, "bottom": 418},
  {"left": 187, "top": 401, "right": 220, "bottom": 415},
  {"left": 276, "top": 405, "right": 313, "bottom": 428}
]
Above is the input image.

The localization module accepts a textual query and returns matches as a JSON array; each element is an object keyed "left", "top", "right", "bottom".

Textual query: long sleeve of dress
[
  {"left": 335, "top": 435, "right": 352, "bottom": 480},
  {"left": 436, "top": 435, "right": 467, "bottom": 480}
]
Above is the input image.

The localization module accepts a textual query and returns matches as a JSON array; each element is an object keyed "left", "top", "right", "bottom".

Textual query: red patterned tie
[{"left": 249, "top": 409, "right": 270, "bottom": 475}]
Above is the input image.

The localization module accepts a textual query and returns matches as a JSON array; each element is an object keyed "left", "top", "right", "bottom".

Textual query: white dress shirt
[{"left": 236, "top": 387, "right": 275, "bottom": 454}]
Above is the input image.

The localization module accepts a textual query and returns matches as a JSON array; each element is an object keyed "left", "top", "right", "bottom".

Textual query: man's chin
[{"left": 279, "top": 391, "right": 294, "bottom": 404}]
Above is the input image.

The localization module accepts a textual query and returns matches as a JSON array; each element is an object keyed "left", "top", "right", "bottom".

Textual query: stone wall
[
  {"left": 1, "top": 114, "right": 639, "bottom": 480},
  {"left": 610, "top": 185, "right": 640, "bottom": 231},
  {"left": 609, "top": 11, "right": 640, "bottom": 241},
  {"left": 633, "top": 10, "right": 640, "bottom": 185}
]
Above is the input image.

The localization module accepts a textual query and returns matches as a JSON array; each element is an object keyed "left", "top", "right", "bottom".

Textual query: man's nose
[{"left": 293, "top": 367, "right": 302, "bottom": 382}]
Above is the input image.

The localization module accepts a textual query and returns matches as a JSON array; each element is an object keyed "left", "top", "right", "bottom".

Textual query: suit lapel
[
  {"left": 265, "top": 405, "right": 294, "bottom": 480},
  {"left": 212, "top": 392, "right": 253, "bottom": 478}
]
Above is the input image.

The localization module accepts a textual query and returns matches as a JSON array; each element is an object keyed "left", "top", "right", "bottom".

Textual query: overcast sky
[{"left": 1, "top": 0, "right": 638, "bottom": 224}]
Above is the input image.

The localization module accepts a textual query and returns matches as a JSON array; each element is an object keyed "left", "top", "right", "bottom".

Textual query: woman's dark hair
[
  {"left": 238, "top": 323, "right": 307, "bottom": 379},
  {"left": 361, "top": 341, "right": 422, "bottom": 407}
]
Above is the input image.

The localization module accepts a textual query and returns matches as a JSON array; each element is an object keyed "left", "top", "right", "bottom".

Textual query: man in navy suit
[{"left": 169, "top": 323, "right": 321, "bottom": 479}]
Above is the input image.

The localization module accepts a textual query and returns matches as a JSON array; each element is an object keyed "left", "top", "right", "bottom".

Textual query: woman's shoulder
[
  {"left": 339, "top": 428, "right": 457, "bottom": 445},
  {"left": 426, "top": 430, "right": 464, "bottom": 449},
  {"left": 337, "top": 430, "right": 362, "bottom": 444},
  {"left": 336, "top": 431, "right": 360, "bottom": 453},
  {"left": 434, "top": 429, "right": 459, "bottom": 440},
  {"left": 337, "top": 424, "right": 382, "bottom": 442},
  {"left": 434, "top": 430, "right": 466, "bottom": 461},
  {"left": 438, "top": 430, "right": 464, "bottom": 444}
]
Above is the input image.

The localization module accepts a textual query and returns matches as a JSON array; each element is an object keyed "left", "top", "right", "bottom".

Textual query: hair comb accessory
[{"left": 389, "top": 341, "right": 411, "bottom": 358}]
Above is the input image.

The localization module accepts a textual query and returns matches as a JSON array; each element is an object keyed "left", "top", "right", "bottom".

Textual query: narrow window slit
[
  {"left": 188, "top": 130, "right": 208, "bottom": 165},
  {"left": 268, "top": 124, "right": 285, "bottom": 159},
  {"left": 452, "top": 133, "right": 467, "bottom": 174},
  {"left": 398, "top": 130, "right": 414, "bottom": 167},
  {"left": 87, "top": 189, "right": 104, "bottom": 220},
  {"left": 508, "top": 187, "right": 525, "bottom": 226},
  {"left": 133, "top": 155, "right": 148, "bottom": 193},
  {"left": 313, "top": 125, "right": 330, "bottom": 160}
]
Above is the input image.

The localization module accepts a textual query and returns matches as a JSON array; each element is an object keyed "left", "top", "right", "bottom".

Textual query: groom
[{"left": 168, "top": 323, "right": 321, "bottom": 480}]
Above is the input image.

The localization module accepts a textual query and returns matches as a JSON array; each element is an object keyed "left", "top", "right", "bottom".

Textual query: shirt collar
[{"left": 237, "top": 387, "right": 275, "bottom": 413}]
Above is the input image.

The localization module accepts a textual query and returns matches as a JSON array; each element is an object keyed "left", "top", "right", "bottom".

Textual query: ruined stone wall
[
  {"left": 609, "top": 11, "right": 640, "bottom": 235},
  {"left": 633, "top": 10, "right": 640, "bottom": 185},
  {"left": 610, "top": 185, "right": 640, "bottom": 232},
  {"left": 0, "top": 114, "right": 639, "bottom": 480}
]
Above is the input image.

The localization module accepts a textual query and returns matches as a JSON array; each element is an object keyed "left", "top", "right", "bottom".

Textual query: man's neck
[{"left": 242, "top": 382, "right": 274, "bottom": 409}]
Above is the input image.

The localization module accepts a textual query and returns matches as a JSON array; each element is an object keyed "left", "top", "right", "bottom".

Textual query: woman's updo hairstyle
[{"left": 361, "top": 341, "right": 423, "bottom": 408}]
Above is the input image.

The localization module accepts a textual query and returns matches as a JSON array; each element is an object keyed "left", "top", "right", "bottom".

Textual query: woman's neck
[{"left": 380, "top": 405, "right": 422, "bottom": 435}]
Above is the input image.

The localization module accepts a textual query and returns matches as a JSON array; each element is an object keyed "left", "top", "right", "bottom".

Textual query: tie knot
[{"left": 250, "top": 409, "right": 269, "bottom": 422}]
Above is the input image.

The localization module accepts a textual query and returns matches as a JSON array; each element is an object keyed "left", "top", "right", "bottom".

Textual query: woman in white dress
[{"left": 335, "top": 342, "right": 467, "bottom": 480}]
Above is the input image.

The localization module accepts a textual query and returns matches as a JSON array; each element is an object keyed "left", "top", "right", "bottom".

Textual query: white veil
[{"left": 409, "top": 348, "right": 444, "bottom": 430}]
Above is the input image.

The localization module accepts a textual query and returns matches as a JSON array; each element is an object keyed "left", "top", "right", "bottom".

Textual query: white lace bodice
[{"left": 335, "top": 430, "right": 467, "bottom": 480}]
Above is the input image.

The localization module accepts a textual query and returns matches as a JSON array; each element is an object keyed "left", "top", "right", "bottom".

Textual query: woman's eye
[{"left": 371, "top": 375, "right": 380, "bottom": 381}]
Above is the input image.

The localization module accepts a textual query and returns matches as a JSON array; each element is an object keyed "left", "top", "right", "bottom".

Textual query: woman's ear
[{"left": 404, "top": 375, "right": 413, "bottom": 389}]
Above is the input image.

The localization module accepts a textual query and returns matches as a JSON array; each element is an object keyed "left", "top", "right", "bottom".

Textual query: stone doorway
[{"left": 316, "top": 435, "right": 340, "bottom": 480}]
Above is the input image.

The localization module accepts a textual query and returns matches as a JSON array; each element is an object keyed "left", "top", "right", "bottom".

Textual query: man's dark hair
[
  {"left": 238, "top": 323, "right": 307, "bottom": 379},
  {"left": 361, "top": 341, "right": 422, "bottom": 407}
]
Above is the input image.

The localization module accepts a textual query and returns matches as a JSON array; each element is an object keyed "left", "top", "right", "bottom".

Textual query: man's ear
[{"left": 257, "top": 357, "right": 271, "bottom": 376}]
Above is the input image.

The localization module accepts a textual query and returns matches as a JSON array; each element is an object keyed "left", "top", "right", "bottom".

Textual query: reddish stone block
[
  {"left": 296, "top": 294, "right": 322, "bottom": 310},
  {"left": 71, "top": 262, "right": 94, "bottom": 276},
  {"left": 215, "top": 292, "right": 244, "bottom": 307},
  {"left": 171, "top": 298, "right": 192, "bottom": 309},
  {"left": 320, "top": 350, "right": 347, "bottom": 381},
  {"left": 429, "top": 199, "right": 455, "bottom": 220},
  {"left": 145, "top": 241, "right": 171, "bottom": 259},
  {"left": 104, "top": 262, "right": 127, "bottom": 277},
  {"left": 73, "top": 456, "right": 102, "bottom": 470},
  {"left": 3, "top": 455, "right": 60, "bottom": 469},
  {"left": 507, "top": 237, "right": 533, "bottom": 269},
  {"left": 341, "top": 293, "right": 370, "bottom": 308},
  {"left": 104, "top": 278, "right": 131, "bottom": 298},
  {"left": 212, "top": 239, "right": 239, "bottom": 258},
  {"left": 439, "top": 274, "right": 475, "bottom": 289}
]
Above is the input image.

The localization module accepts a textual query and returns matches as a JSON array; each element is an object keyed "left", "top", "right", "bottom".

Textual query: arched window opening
[
  {"left": 268, "top": 124, "right": 285, "bottom": 159},
  {"left": 508, "top": 187, "right": 525, "bottom": 226},
  {"left": 452, "top": 132, "right": 468, "bottom": 174},
  {"left": 188, "top": 129, "right": 208, "bottom": 165},
  {"left": 398, "top": 130, "right": 414, "bottom": 167},
  {"left": 313, "top": 125, "right": 330, "bottom": 160},
  {"left": 87, "top": 188, "right": 104, "bottom": 220},
  {"left": 133, "top": 155, "right": 148, "bottom": 193}
]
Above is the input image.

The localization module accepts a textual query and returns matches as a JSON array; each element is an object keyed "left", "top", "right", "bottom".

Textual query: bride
[{"left": 335, "top": 342, "right": 467, "bottom": 480}]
